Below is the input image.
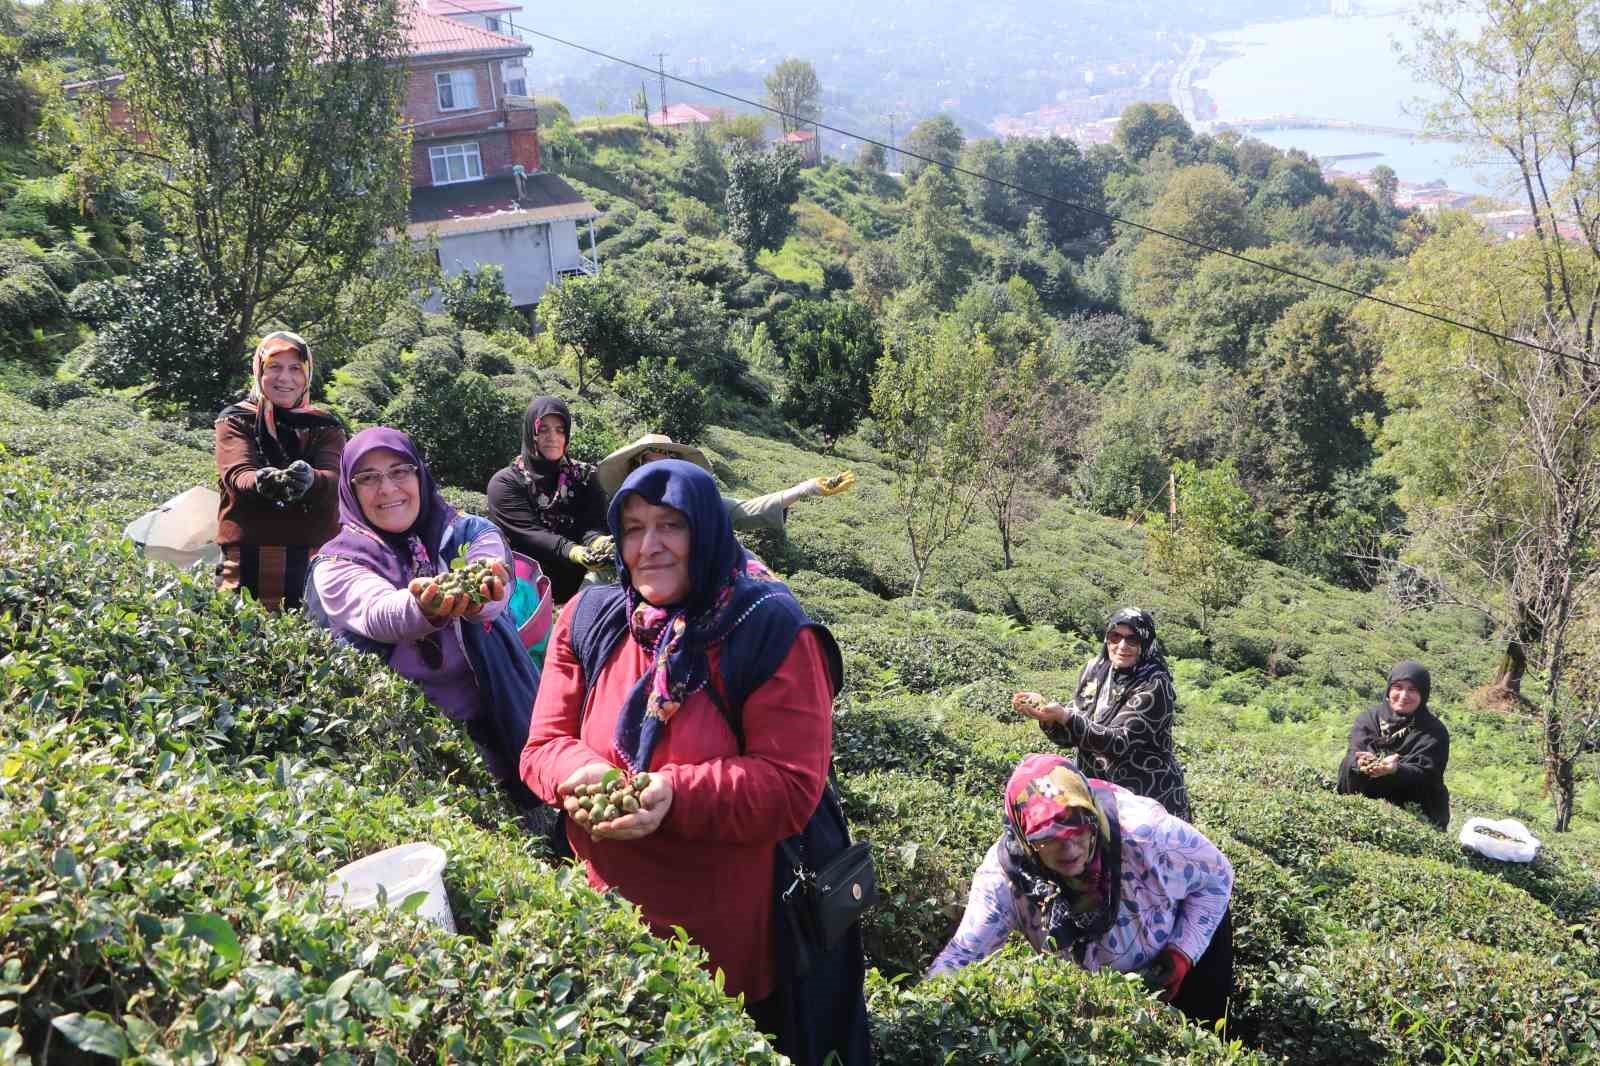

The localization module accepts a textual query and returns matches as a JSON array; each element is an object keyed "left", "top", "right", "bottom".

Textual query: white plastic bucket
[{"left": 325, "top": 843, "right": 456, "bottom": 932}]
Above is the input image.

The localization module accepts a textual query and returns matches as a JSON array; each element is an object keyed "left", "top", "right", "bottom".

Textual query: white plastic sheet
[
  {"left": 124, "top": 485, "right": 222, "bottom": 569},
  {"left": 1458, "top": 816, "right": 1540, "bottom": 863}
]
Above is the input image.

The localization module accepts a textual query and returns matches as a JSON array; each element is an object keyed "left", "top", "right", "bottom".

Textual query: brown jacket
[{"left": 214, "top": 411, "right": 345, "bottom": 549}]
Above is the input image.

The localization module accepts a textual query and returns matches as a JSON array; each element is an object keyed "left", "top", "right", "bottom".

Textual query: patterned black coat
[{"left": 1042, "top": 657, "right": 1192, "bottom": 821}]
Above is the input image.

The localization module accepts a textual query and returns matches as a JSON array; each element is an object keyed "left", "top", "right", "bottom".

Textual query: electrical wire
[{"left": 480, "top": 18, "right": 1596, "bottom": 367}]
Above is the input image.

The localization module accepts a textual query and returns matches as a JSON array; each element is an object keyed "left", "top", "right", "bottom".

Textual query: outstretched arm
[{"left": 927, "top": 843, "right": 1023, "bottom": 978}]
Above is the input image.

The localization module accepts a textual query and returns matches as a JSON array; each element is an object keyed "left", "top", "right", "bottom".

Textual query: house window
[
  {"left": 485, "top": 16, "right": 500, "bottom": 32},
  {"left": 434, "top": 70, "right": 478, "bottom": 112},
  {"left": 506, "top": 77, "right": 526, "bottom": 96},
  {"left": 428, "top": 143, "right": 483, "bottom": 185}
]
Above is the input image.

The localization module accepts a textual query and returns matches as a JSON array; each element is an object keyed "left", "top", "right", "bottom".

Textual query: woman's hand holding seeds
[
  {"left": 1013, "top": 690, "right": 1068, "bottom": 725},
  {"left": 559, "top": 764, "right": 672, "bottom": 841}
]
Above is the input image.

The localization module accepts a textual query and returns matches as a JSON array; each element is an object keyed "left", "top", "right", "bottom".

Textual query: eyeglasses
[
  {"left": 1105, "top": 632, "right": 1141, "bottom": 647},
  {"left": 351, "top": 464, "right": 419, "bottom": 491}
]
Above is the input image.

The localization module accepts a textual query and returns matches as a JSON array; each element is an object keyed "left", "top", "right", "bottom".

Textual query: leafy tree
[
  {"left": 763, "top": 57, "right": 821, "bottom": 133},
  {"left": 383, "top": 358, "right": 520, "bottom": 490},
  {"left": 1114, "top": 102, "right": 1192, "bottom": 162},
  {"left": 849, "top": 241, "right": 903, "bottom": 312},
  {"left": 857, "top": 141, "right": 886, "bottom": 173},
  {"left": 976, "top": 346, "right": 1071, "bottom": 568},
  {"left": 1053, "top": 311, "right": 1141, "bottom": 389},
  {"left": 1125, "top": 164, "right": 1249, "bottom": 324},
  {"left": 901, "top": 114, "right": 964, "bottom": 177},
  {"left": 773, "top": 296, "right": 883, "bottom": 446},
  {"left": 724, "top": 141, "right": 801, "bottom": 264},
  {"left": 709, "top": 113, "right": 769, "bottom": 150},
  {"left": 536, "top": 274, "right": 633, "bottom": 394},
  {"left": 440, "top": 264, "right": 515, "bottom": 333},
  {"left": 72, "top": 249, "right": 234, "bottom": 413},
  {"left": 1145, "top": 460, "right": 1263, "bottom": 634},
  {"left": 1159, "top": 243, "right": 1320, "bottom": 367},
  {"left": 895, "top": 167, "right": 974, "bottom": 307},
  {"left": 88, "top": 0, "right": 412, "bottom": 362},
  {"left": 958, "top": 136, "right": 1104, "bottom": 245},
  {"left": 1371, "top": 164, "right": 1399, "bottom": 212},
  {"left": 1374, "top": 218, "right": 1600, "bottom": 830},
  {"left": 871, "top": 323, "right": 988, "bottom": 599},
  {"left": 615, "top": 355, "right": 708, "bottom": 444}
]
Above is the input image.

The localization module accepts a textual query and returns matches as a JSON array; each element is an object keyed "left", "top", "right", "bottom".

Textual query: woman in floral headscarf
[
  {"left": 213, "top": 330, "right": 346, "bottom": 610},
  {"left": 1014, "top": 607, "right": 1191, "bottom": 820},
  {"left": 929, "top": 754, "right": 1234, "bottom": 1025},
  {"left": 520, "top": 459, "right": 869, "bottom": 1065},
  {"left": 486, "top": 395, "right": 612, "bottom": 605}
]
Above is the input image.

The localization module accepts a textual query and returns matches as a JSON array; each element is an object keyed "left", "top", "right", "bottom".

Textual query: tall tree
[
  {"left": 896, "top": 167, "right": 974, "bottom": 307},
  {"left": 901, "top": 114, "right": 963, "bottom": 177},
  {"left": 871, "top": 323, "right": 987, "bottom": 599},
  {"left": 763, "top": 57, "right": 821, "bottom": 133},
  {"left": 1407, "top": 0, "right": 1600, "bottom": 352},
  {"left": 1114, "top": 101, "right": 1192, "bottom": 162},
  {"left": 1375, "top": 220, "right": 1600, "bottom": 831},
  {"left": 1145, "top": 460, "right": 1263, "bottom": 635},
  {"left": 724, "top": 141, "right": 801, "bottom": 264},
  {"left": 86, "top": 0, "right": 413, "bottom": 361},
  {"left": 773, "top": 296, "right": 883, "bottom": 447},
  {"left": 1125, "top": 164, "right": 1249, "bottom": 325}
]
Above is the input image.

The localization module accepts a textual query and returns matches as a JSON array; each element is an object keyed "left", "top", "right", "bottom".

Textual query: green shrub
[
  {"left": 382, "top": 362, "right": 520, "bottom": 489},
  {"left": 20, "top": 376, "right": 94, "bottom": 409},
  {"left": 459, "top": 329, "right": 514, "bottom": 375},
  {"left": 420, "top": 312, "right": 457, "bottom": 340},
  {"left": 0, "top": 262, "right": 62, "bottom": 331},
  {"left": 836, "top": 629, "right": 1018, "bottom": 694},
  {"left": 870, "top": 947, "right": 1267, "bottom": 1064},
  {"left": 440, "top": 263, "right": 515, "bottom": 332},
  {"left": 375, "top": 304, "right": 424, "bottom": 349}
]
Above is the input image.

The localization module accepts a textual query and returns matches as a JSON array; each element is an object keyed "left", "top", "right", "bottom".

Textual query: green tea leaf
[
  {"left": 397, "top": 890, "right": 429, "bottom": 916},
  {"left": 52, "top": 1012, "right": 129, "bottom": 1057},
  {"left": 180, "top": 913, "right": 242, "bottom": 965}
]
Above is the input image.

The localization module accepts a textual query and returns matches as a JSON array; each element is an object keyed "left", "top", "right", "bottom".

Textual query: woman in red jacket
[{"left": 520, "top": 459, "right": 869, "bottom": 1065}]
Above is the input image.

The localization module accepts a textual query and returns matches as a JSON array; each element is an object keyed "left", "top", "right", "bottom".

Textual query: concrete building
[{"left": 402, "top": 4, "right": 599, "bottom": 308}]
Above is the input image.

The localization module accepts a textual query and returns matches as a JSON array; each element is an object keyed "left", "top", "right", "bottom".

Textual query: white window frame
[
  {"left": 434, "top": 69, "right": 479, "bottom": 112},
  {"left": 484, "top": 15, "right": 500, "bottom": 33},
  {"left": 505, "top": 76, "right": 526, "bottom": 97},
  {"left": 428, "top": 142, "right": 484, "bottom": 185}
]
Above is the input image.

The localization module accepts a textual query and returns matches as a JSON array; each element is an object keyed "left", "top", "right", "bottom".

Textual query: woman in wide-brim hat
[{"left": 598, "top": 433, "right": 856, "bottom": 533}]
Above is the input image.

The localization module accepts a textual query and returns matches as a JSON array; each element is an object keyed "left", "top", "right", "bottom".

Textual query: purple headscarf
[{"left": 317, "top": 426, "right": 457, "bottom": 587}]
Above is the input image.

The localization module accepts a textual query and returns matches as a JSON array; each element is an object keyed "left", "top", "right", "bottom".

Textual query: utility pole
[
  {"left": 655, "top": 53, "right": 668, "bottom": 121},
  {"left": 886, "top": 112, "right": 900, "bottom": 173}
]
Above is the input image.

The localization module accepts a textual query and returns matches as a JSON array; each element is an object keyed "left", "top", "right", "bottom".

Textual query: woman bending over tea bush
[
  {"left": 521, "top": 460, "right": 870, "bottom": 1065},
  {"left": 214, "top": 331, "right": 346, "bottom": 610},
  {"left": 487, "top": 395, "right": 612, "bottom": 605},
  {"left": 304, "top": 427, "right": 545, "bottom": 818},
  {"left": 1014, "top": 607, "right": 1191, "bottom": 821},
  {"left": 1337, "top": 660, "right": 1451, "bottom": 830},
  {"left": 929, "top": 754, "right": 1235, "bottom": 1025},
  {"left": 597, "top": 433, "right": 855, "bottom": 533}
]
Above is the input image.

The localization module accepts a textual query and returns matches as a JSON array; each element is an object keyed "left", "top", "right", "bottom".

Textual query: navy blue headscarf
[{"left": 605, "top": 459, "right": 794, "bottom": 771}]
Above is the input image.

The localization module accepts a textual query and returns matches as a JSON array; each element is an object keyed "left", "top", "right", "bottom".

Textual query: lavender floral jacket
[{"left": 928, "top": 786, "right": 1232, "bottom": 977}]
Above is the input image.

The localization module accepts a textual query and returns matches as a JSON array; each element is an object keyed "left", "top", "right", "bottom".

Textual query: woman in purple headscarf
[{"left": 304, "top": 427, "right": 547, "bottom": 820}]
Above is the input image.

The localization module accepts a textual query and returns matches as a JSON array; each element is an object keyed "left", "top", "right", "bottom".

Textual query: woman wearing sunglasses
[
  {"left": 303, "top": 427, "right": 549, "bottom": 825},
  {"left": 1012, "top": 608, "right": 1191, "bottom": 821}
]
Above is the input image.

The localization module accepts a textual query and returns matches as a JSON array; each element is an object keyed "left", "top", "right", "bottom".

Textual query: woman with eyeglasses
[
  {"left": 214, "top": 331, "right": 346, "bottom": 610},
  {"left": 304, "top": 427, "right": 549, "bottom": 822},
  {"left": 487, "top": 396, "right": 612, "bottom": 606},
  {"left": 1013, "top": 608, "right": 1191, "bottom": 821}
]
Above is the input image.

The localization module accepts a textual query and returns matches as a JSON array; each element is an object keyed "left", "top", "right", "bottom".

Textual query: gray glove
[
  {"left": 256, "top": 461, "right": 314, "bottom": 506},
  {"left": 282, "top": 460, "right": 315, "bottom": 502}
]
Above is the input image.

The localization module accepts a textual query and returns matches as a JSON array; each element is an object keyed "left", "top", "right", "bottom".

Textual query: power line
[{"left": 496, "top": 21, "right": 1594, "bottom": 367}]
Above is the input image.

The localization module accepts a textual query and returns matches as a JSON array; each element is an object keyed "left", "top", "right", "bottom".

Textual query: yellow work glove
[{"left": 814, "top": 471, "right": 856, "bottom": 497}]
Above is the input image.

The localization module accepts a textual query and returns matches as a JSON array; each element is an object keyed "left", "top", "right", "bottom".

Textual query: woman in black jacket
[
  {"left": 1014, "top": 607, "right": 1191, "bottom": 821},
  {"left": 1337, "top": 660, "right": 1451, "bottom": 829},
  {"left": 486, "top": 396, "right": 612, "bottom": 604}
]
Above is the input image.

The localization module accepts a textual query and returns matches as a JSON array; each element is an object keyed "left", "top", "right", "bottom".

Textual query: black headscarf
[
  {"left": 1077, "top": 606, "right": 1172, "bottom": 704},
  {"left": 520, "top": 395, "right": 572, "bottom": 472},
  {"left": 1375, "top": 659, "right": 1433, "bottom": 746}
]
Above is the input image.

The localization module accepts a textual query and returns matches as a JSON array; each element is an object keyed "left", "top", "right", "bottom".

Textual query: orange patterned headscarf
[{"left": 249, "top": 330, "right": 318, "bottom": 438}]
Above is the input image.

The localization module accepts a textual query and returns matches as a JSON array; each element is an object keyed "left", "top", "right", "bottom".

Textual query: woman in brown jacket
[{"left": 214, "top": 331, "right": 346, "bottom": 610}]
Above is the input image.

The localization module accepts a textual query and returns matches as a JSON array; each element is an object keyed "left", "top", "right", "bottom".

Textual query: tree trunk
[
  {"left": 1489, "top": 640, "right": 1527, "bottom": 699},
  {"left": 998, "top": 518, "right": 1013, "bottom": 570}
]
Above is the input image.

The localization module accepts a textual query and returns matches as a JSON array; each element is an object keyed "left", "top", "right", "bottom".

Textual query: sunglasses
[{"left": 1105, "top": 632, "right": 1141, "bottom": 647}]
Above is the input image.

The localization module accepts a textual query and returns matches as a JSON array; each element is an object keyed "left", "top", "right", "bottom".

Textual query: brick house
[{"left": 401, "top": 2, "right": 599, "bottom": 308}]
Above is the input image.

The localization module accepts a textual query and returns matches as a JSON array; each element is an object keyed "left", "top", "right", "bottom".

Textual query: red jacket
[{"left": 521, "top": 596, "right": 833, "bottom": 1000}]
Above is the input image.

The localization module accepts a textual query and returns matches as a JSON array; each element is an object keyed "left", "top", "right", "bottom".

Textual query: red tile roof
[
  {"left": 421, "top": 0, "right": 519, "bottom": 12},
  {"left": 781, "top": 129, "right": 817, "bottom": 141},
  {"left": 404, "top": 4, "right": 526, "bottom": 57},
  {"left": 646, "top": 102, "right": 735, "bottom": 127}
]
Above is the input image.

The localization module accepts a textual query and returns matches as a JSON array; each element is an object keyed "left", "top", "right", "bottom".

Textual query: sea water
[{"left": 1200, "top": 7, "right": 1517, "bottom": 195}]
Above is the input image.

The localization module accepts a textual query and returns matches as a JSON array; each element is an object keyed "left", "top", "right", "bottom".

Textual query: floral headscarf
[
  {"left": 997, "top": 754, "right": 1123, "bottom": 959},
  {"left": 230, "top": 330, "right": 340, "bottom": 467}
]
